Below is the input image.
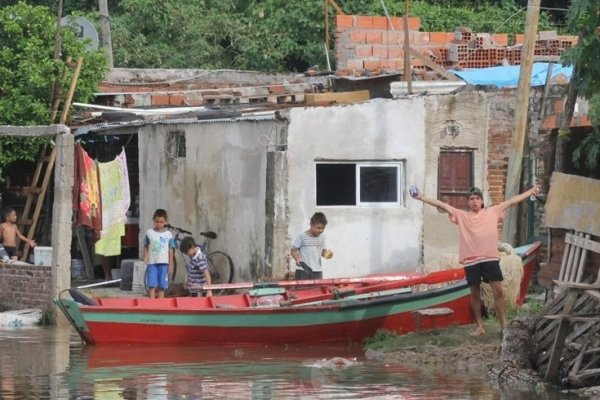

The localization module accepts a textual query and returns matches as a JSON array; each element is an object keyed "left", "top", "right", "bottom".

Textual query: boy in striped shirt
[
  {"left": 290, "top": 212, "right": 333, "bottom": 280},
  {"left": 180, "top": 236, "right": 212, "bottom": 297}
]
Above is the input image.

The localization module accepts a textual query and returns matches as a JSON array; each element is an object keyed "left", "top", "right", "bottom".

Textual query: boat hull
[
  {"left": 60, "top": 282, "right": 473, "bottom": 345},
  {"left": 57, "top": 242, "right": 541, "bottom": 345}
]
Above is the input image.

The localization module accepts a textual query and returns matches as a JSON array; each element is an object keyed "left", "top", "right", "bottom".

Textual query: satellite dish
[{"left": 60, "top": 16, "right": 99, "bottom": 51}]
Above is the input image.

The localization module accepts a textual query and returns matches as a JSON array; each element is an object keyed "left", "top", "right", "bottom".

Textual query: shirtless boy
[{"left": 0, "top": 208, "right": 36, "bottom": 260}]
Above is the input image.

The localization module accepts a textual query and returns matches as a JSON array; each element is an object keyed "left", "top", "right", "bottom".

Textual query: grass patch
[
  {"left": 506, "top": 297, "right": 546, "bottom": 320},
  {"left": 38, "top": 304, "right": 55, "bottom": 326},
  {"left": 365, "top": 322, "right": 502, "bottom": 352}
]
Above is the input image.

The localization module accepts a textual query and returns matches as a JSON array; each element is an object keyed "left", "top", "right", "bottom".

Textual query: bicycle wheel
[
  {"left": 143, "top": 266, "right": 149, "bottom": 294},
  {"left": 207, "top": 251, "right": 234, "bottom": 294},
  {"left": 172, "top": 250, "right": 189, "bottom": 285}
]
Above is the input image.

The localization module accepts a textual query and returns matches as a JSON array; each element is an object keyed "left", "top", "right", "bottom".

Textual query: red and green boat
[{"left": 56, "top": 241, "right": 541, "bottom": 345}]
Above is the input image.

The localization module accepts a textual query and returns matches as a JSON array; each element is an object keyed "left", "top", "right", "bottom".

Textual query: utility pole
[
  {"left": 99, "top": 0, "right": 113, "bottom": 68},
  {"left": 502, "top": 0, "right": 540, "bottom": 244}
]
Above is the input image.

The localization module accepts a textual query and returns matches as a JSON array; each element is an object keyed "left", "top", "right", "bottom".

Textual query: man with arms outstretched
[{"left": 412, "top": 184, "right": 540, "bottom": 336}]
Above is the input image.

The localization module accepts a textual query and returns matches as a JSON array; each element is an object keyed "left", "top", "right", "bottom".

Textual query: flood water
[{"left": 0, "top": 326, "right": 580, "bottom": 399}]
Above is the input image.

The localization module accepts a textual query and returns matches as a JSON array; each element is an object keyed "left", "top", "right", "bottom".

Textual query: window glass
[
  {"left": 359, "top": 165, "right": 398, "bottom": 203},
  {"left": 316, "top": 163, "right": 355, "bottom": 205},
  {"left": 316, "top": 162, "right": 403, "bottom": 206}
]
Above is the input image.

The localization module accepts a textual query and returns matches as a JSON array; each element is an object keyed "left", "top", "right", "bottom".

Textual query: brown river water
[{"left": 0, "top": 325, "right": 579, "bottom": 399}]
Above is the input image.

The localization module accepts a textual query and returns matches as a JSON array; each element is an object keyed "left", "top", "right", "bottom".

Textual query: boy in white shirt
[{"left": 143, "top": 209, "right": 176, "bottom": 298}]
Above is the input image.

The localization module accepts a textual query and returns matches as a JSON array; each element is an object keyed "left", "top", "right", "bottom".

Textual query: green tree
[
  {"left": 3, "top": 1, "right": 567, "bottom": 72},
  {"left": 0, "top": 2, "right": 107, "bottom": 176},
  {"left": 107, "top": 0, "right": 561, "bottom": 71},
  {"left": 109, "top": 0, "right": 244, "bottom": 69},
  {"left": 349, "top": 0, "right": 556, "bottom": 39},
  {"left": 561, "top": 0, "right": 600, "bottom": 173},
  {"left": 232, "top": 0, "right": 327, "bottom": 71}
]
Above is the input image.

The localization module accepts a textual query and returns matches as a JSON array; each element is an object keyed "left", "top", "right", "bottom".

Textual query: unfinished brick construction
[{"left": 335, "top": 15, "right": 578, "bottom": 76}]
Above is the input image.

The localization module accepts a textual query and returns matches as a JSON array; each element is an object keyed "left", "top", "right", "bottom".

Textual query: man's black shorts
[{"left": 464, "top": 260, "right": 503, "bottom": 287}]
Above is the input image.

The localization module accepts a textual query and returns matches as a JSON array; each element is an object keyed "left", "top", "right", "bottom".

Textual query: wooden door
[{"left": 438, "top": 151, "right": 473, "bottom": 209}]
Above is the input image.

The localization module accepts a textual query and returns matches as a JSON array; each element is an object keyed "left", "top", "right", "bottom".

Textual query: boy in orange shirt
[{"left": 412, "top": 184, "right": 540, "bottom": 336}]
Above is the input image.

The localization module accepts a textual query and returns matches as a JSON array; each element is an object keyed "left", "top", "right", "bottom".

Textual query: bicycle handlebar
[
  {"left": 166, "top": 225, "right": 217, "bottom": 239},
  {"left": 166, "top": 224, "right": 192, "bottom": 235}
]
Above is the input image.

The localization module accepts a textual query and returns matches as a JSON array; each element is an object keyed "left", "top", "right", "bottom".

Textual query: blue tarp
[{"left": 451, "top": 63, "right": 573, "bottom": 88}]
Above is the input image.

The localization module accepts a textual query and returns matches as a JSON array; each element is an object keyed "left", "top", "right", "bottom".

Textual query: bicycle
[{"left": 144, "top": 225, "right": 234, "bottom": 296}]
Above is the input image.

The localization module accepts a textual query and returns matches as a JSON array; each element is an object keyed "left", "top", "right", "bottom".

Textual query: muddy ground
[
  {"left": 365, "top": 318, "right": 600, "bottom": 399},
  {"left": 365, "top": 322, "right": 502, "bottom": 373}
]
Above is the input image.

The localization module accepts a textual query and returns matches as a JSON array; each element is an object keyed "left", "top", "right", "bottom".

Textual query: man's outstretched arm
[
  {"left": 500, "top": 184, "right": 541, "bottom": 210},
  {"left": 411, "top": 187, "right": 454, "bottom": 215}
]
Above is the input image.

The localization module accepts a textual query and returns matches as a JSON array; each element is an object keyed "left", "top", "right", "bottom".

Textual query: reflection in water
[{"left": 0, "top": 326, "right": 580, "bottom": 399}]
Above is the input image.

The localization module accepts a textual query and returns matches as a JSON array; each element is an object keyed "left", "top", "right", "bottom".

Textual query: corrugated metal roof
[{"left": 73, "top": 112, "right": 278, "bottom": 136}]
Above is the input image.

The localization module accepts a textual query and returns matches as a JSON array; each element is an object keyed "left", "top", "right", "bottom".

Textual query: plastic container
[
  {"left": 0, "top": 245, "right": 9, "bottom": 262},
  {"left": 71, "top": 259, "right": 84, "bottom": 279},
  {"left": 34, "top": 246, "right": 53, "bottom": 266},
  {"left": 132, "top": 261, "right": 147, "bottom": 294},
  {"left": 111, "top": 268, "right": 122, "bottom": 280}
]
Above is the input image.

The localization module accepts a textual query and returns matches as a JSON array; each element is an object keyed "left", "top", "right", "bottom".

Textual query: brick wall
[
  {"left": 335, "top": 15, "right": 422, "bottom": 74},
  {"left": 97, "top": 85, "right": 312, "bottom": 108},
  {"left": 0, "top": 262, "right": 52, "bottom": 310},
  {"left": 97, "top": 69, "right": 326, "bottom": 108},
  {"left": 335, "top": 15, "right": 578, "bottom": 77}
]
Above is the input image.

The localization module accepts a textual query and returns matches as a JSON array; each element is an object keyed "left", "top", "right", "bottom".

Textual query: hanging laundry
[
  {"left": 116, "top": 148, "right": 131, "bottom": 214},
  {"left": 95, "top": 158, "right": 126, "bottom": 256},
  {"left": 72, "top": 144, "right": 102, "bottom": 239}
]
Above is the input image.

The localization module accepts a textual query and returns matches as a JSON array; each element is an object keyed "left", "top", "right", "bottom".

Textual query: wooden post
[
  {"left": 324, "top": 0, "right": 345, "bottom": 52},
  {"left": 502, "top": 0, "right": 540, "bottom": 245},
  {"left": 544, "top": 289, "right": 578, "bottom": 380},
  {"left": 59, "top": 57, "right": 83, "bottom": 124},
  {"left": 403, "top": 0, "right": 412, "bottom": 94},
  {"left": 324, "top": 0, "right": 329, "bottom": 50}
]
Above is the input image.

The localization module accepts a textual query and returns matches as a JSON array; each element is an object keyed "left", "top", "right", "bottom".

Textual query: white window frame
[{"left": 316, "top": 161, "right": 405, "bottom": 207}]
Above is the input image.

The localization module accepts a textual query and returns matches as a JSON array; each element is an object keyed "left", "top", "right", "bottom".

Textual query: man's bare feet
[{"left": 469, "top": 327, "right": 486, "bottom": 336}]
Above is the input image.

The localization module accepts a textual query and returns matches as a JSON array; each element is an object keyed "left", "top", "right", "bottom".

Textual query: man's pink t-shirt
[{"left": 447, "top": 205, "right": 505, "bottom": 264}]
